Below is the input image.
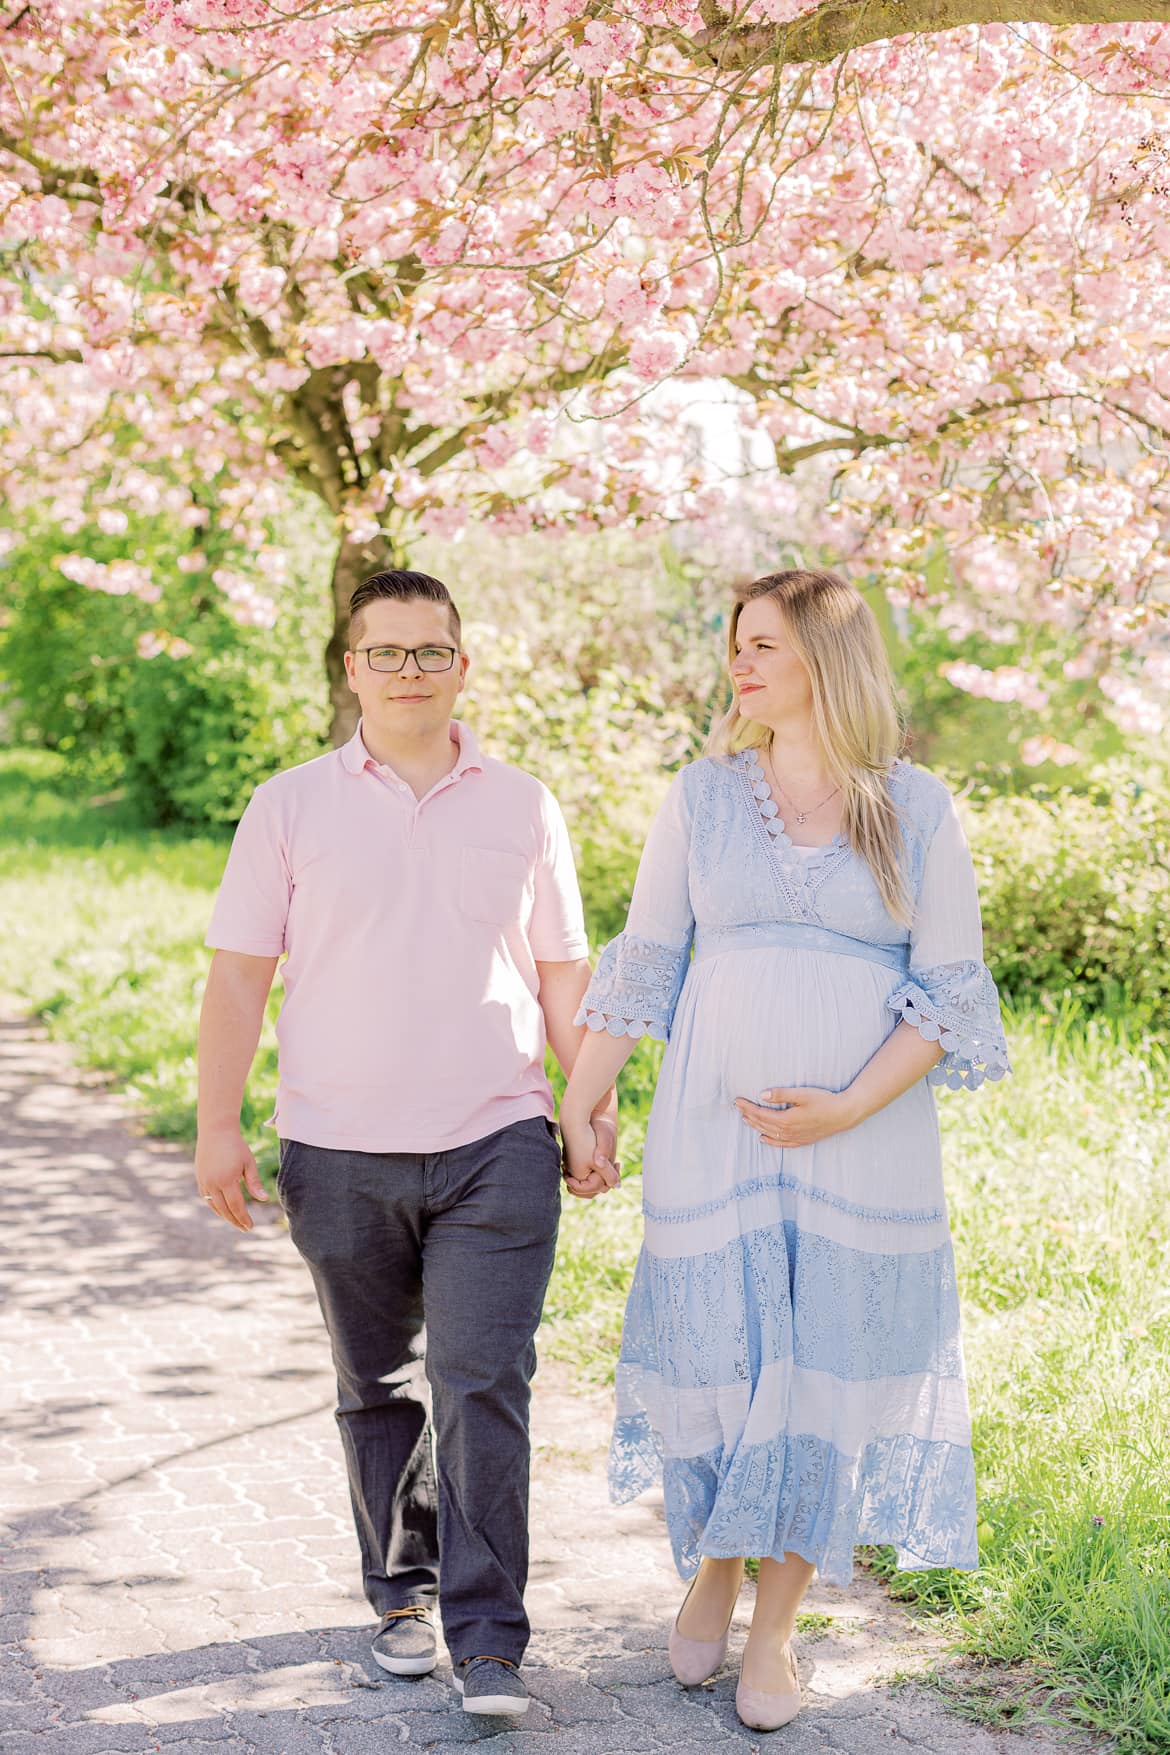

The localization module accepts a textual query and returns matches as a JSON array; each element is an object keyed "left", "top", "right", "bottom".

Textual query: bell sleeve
[
  {"left": 574, "top": 769, "right": 695, "bottom": 1041},
  {"left": 886, "top": 791, "right": 1011, "bottom": 1091}
]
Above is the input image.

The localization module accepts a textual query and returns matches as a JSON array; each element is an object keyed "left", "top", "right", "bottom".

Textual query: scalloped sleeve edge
[
  {"left": 572, "top": 931, "right": 691, "bottom": 1044},
  {"left": 887, "top": 961, "right": 1012, "bottom": 1092}
]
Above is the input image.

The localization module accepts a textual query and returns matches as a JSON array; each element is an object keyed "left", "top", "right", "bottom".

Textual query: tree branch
[
  {"left": 0, "top": 347, "right": 84, "bottom": 362},
  {"left": 0, "top": 126, "right": 98, "bottom": 195},
  {"left": 690, "top": 2, "right": 1169, "bottom": 72}
]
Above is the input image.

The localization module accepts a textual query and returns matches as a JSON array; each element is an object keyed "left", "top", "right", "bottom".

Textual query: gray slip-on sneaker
[
  {"left": 371, "top": 1607, "right": 437, "bottom": 1676},
  {"left": 453, "top": 1655, "right": 529, "bottom": 1716}
]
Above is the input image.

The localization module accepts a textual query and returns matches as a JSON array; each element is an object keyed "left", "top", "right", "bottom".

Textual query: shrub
[
  {"left": 965, "top": 760, "right": 1170, "bottom": 1028},
  {"left": 0, "top": 499, "right": 331, "bottom": 825},
  {"left": 117, "top": 637, "right": 329, "bottom": 826}
]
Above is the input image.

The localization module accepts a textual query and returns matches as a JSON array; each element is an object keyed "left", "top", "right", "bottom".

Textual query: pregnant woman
[{"left": 558, "top": 567, "right": 1009, "bottom": 1733}]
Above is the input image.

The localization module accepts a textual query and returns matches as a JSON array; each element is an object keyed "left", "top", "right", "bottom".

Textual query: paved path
[{"left": 0, "top": 1010, "right": 1101, "bottom": 1755}]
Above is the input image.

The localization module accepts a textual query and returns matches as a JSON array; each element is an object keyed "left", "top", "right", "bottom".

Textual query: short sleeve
[
  {"left": 529, "top": 789, "right": 589, "bottom": 961},
  {"left": 886, "top": 793, "right": 1010, "bottom": 1091},
  {"left": 205, "top": 784, "right": 291, "bottom": 957},
  {"left": 574, "top": 770, "right": 695, "bottom": 1041}
]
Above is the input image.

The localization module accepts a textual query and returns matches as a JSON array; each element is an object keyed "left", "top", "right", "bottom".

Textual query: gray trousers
[{"left": 277, "top": 1115, "right": 562, "bottom": 1665}]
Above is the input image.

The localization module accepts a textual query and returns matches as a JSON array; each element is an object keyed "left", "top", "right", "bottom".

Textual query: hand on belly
[{"left": 735, "top": 1084, "right": 861, "bottom": 1147}]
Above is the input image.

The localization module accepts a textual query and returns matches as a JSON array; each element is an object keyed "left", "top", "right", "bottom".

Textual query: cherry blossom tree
[{"left": 1, "top": 1, "right": 1167, "bottom": 741}]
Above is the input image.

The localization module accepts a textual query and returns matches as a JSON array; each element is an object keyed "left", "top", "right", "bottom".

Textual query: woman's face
[{"left": 729, "top": 596, "right": 813, "bottom": 725}]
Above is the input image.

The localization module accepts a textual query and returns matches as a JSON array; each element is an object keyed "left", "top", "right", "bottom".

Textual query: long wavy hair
[{"left": 706, "top": 568, "right": 913, "bottom": 925}]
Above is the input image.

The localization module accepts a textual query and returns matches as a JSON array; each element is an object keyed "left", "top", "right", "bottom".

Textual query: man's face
[{"left": 344, "top": 598, "right": 469, "bottom": 736}]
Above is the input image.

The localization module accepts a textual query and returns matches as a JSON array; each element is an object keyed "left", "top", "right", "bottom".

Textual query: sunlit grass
[
  {"left": 0, "top": 752, "right": 281, "bottom": 1168},
  {"left": 914, "top": 1008, "right": 1170, "bottom": 1751}
]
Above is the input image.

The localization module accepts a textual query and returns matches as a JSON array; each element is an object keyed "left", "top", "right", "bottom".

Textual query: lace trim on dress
[
  {"left": 609, "top": 1416, "right": 978, "bottom": 1587},
  {"left": 737, "top": 748, "right": 851, "bottom": 921},
  {"left": 887, "top": 958, "right": 1011, "bottom": 1090},
  {"left": 741, "top": 749, "right": 847, "bottom": 865},
  {"left": 641, "top": 1169, "right": 946, "bottom": 1227},
  {"left": 618, "top": 1220, "right": 964, "bottom": 1389},
  {"left": 573, "top": 931, "right": 691, "bottom": 1041}
]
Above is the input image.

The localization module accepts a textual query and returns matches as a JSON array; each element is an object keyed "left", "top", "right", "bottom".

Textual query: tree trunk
[{"left": 325, "top": 531, "right": 406, "bottom": 746}]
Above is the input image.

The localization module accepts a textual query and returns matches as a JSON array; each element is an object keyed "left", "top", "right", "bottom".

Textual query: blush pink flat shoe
[
  {"left": 668, "top": 1569, "right": 736, "bottom": 1687},
  {"left": 735, "top": 1640, "right": 802, "bottom": 1731}
]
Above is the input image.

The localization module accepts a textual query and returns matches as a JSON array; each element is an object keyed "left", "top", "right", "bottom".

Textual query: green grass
[
  {"left": 866, "top": 1003, "right": 1170, "bottom": 1750},
  {"left": 0, "top": 752, "right": 283, "bottom": 1170},
  {"left": 3, "top": 747, "right": 1169, "bottom": 1750}
]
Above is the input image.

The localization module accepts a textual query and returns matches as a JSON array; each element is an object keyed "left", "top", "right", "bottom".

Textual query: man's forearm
[
  {"left": 197, "top": 951, "right": 277, "bottom": 1134},
  {"left": 536, "top": 958, "right": 591, "bottom": 1079}
]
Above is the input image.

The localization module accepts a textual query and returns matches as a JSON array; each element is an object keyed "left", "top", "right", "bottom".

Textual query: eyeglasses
[{"left": 356, "top": 644, "right": 459, "bottom": 673}]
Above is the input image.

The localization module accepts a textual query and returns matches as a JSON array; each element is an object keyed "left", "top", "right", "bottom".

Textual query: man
[{"left": 194, "top": 569, "right": 617, "bottom": 1718}]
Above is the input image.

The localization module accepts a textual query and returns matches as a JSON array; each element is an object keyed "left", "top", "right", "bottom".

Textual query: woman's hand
[
  {"left": 559, "top": 1105, "right": 621, "bottom": 1201},
  {"left": 735, "top": 1085, "right": 860, "bottom": 1148}
]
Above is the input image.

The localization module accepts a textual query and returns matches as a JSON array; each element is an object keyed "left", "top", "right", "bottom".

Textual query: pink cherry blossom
[
  {"left": 1019, "top": 736, "right": 1081, "bottom": 767},
  {"left": 629, "top": 329, "right": 689, "bottom": 381},
  {"left": 58, "top": 554, "right": 161, "bottom": 603},
  {"left": 0, "top": 2, "right": 1166, "bottom": 737}
]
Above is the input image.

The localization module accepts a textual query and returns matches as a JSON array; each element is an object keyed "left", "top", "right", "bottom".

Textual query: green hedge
[
  {"left": 0, "top": 500, "right": 332, "bottom": 827},
  {"left": 968, "top": 763, "right": 1170, "bottom": 1028},
  {"left": 114, "top": 639, "right": 329, "bottom": 827}
]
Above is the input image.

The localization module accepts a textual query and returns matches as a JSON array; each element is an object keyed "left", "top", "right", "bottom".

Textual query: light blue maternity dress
[{"left": 575, "top": 750, "right": 1010, "bottom": 1586}]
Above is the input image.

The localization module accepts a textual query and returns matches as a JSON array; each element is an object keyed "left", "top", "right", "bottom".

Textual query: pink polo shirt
[{"left": 205, "top": 720, "right": 589, "bottom": 1153}]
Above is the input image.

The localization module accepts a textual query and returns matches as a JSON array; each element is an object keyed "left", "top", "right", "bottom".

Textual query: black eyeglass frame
[{"left": 355, "top": 644, "right": 460, "bottom": 673}]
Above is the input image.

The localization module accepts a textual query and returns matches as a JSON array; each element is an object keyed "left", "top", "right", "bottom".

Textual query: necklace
[{"left": 764, "top": 751, "right": 841, "bottom": 826}]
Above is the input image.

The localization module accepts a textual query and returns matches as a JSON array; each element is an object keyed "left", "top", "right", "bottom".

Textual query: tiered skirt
[{"left": 608, "top": 943, "right": 978, "bottom": 1586}]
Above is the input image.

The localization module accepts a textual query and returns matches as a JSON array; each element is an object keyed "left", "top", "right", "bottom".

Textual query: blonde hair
[{"left": 706, "top": 568, "right": 913, "bottom": 925}]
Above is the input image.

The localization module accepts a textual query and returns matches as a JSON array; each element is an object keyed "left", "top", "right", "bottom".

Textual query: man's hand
[
  {"left": 194, "top": 1125, "right": 270, "bottom": 1231},
  {"left": 591, "top": 1104, "right": 618, "bottom": 1172},
  {"left": 559, "top": 1109, "right": 621, "bottom": 1201}
]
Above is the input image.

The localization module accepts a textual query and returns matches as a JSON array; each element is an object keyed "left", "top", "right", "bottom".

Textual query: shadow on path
[{"left": 0, "top": 1014, "right": 292, "bottom": 1323}]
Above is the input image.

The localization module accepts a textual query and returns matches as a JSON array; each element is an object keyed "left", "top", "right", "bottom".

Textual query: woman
[{"left": 559, "top": 568, "right": 1009, "bottom": 1733}]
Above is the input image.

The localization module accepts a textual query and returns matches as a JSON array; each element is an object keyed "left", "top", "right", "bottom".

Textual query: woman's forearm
[
  {"left": 842, "top": 1020, "right": 945, "bottom": 1126},
  {"left": 561, "top": 1026, "right": 641, "bottom": 1124}
]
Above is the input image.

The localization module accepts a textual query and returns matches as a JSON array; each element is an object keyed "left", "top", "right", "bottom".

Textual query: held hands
[
  {"left": 559, "top": 1104, "right": 621, "bottom": 1201},
  {"left": 735, "top": 1085, "right": 861, "bottom": 1149},
  {"left": 194, "top": 1126, "right": 270, "bottom": 1231}
]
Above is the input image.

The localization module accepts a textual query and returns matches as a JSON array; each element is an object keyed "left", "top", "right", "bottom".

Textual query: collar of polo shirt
[{"left": 341, "top": 718, "right": 485, "bottom": 780}]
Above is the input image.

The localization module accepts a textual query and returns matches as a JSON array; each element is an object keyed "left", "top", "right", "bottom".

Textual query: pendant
[{"left": 796, "top": 812, "right": 807, "bottom": 825}]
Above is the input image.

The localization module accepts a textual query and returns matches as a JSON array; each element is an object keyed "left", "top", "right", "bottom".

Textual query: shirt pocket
[{"left": 461, "top": 847, "right": 529, "bottom": 927}]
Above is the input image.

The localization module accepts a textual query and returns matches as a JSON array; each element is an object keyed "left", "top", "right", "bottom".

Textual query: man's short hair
[{"left": 348, "top": 570, "right": 462, "bottom": 647}]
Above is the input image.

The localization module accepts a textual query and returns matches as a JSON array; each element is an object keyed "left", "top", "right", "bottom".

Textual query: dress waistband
[{"left": 693, "top": 921, "right": 910, "bottom": 975}]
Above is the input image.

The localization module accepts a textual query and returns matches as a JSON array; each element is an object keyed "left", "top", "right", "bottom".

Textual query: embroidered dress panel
[{"left": 574, "top": 753, "right": 1009, "bottom": 1585}]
